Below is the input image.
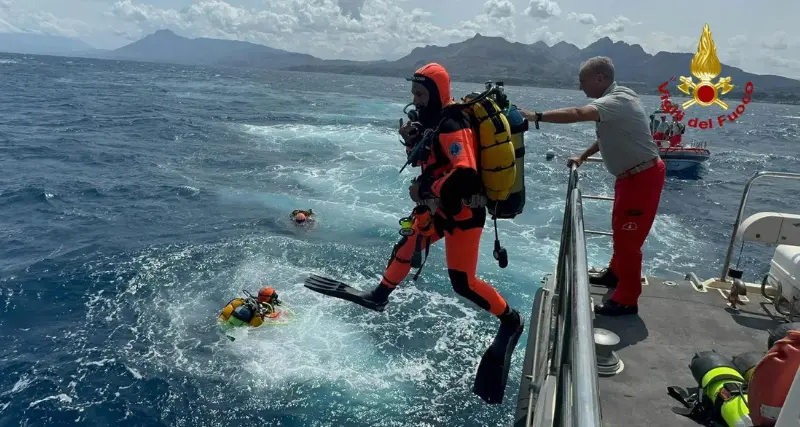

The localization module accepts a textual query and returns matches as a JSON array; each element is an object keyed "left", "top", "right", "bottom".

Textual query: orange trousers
[{"left": 379, "top": 209, "right": 509, "bottom": 316}]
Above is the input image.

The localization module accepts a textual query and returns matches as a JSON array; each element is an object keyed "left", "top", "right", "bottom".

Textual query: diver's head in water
[
  {"left": 291, "top": 209, "right": 313, "bottom": 225},
  {"left": 406, "top": 63, "right": 452, "bottom": 128},
  {"left": 258, "top": 286, "right": 279, "bottom": 304}
]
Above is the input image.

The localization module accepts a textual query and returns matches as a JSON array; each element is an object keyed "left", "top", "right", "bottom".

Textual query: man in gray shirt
[{"left": 520, "top": 56, "right": 666, "bottom": 316}]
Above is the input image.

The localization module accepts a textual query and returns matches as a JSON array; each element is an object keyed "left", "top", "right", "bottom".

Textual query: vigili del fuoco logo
[{"left": 657, "top": 24, "right": 755, "bottom": 130}]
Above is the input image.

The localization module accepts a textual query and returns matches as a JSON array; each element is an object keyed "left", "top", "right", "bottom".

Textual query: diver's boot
[
  {"left": 496, "top": 307, "right": 524, "bottom": 341},
  {"left": 589, "top": 268, "right": 618, "bottom": 288},
  {"left": 368, "top": 283, "right": 394, "bottom": 306},
  {"left": 594, "top": 299, "right": 638, "bottom": 316}
]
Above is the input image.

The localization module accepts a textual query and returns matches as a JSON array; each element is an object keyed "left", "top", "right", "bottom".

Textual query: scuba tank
[
  {"left": 690, "top": 351, "right": 752, "bottom": 427},
  {"left": 731, "top": 351, "right": 764, "bottom": 383},
  {"left": 498, "top": 104, "right": 528, "bottom": 219},
  {"left": 669, "top": 350, "right": 753, "bottom": 427},
  {"left": 462, "top": 84, "right": 529, "bottom": 220}
]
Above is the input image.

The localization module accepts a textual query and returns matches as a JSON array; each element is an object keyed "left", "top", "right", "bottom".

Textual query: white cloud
[
  {"left": 104, "top": 0, "right": 527, "bottom": 60},
  {"left": 591, "top": 15, "right": 631, "bottom": 38},
  {"left": 0, "top": 18, "right": 20, "bottom": 32},
  {"left": 761, "top": 30, "right": 790, "bottom": 50},
  {"left": 110, "top": 0, "right": 184, "bottom": 30},
  {"left": 611, "top": 28, "right": 800, "bottom": 79},
  {"left": 567, "top": 12, "right": 596, "bottom": 25},
  {"left": 458, "top": 0, "right": 516, "bottom": 39},
  {"left": 634, "top": 31, "right": 696, "bottom": 54},
  {"left": 525, "top": 25, "right": 563, "bottom": 45},
  {"left": 106, "top": 0, "right": 485, "bottom": 60},
  {"left": 0, "top": 2, "right": 90, "bottom": 38},
  {"left": 337, "top": 0, "right": 366, "bottom": 20},
  {"left": 2, "top": 0, "right": 799, "bottom": 79},
  {"left": 484, "top": 0, "right": 515, "bottom": 18},
  {"left": 524, "top": 0, "right": 561, "bottom": 20}
]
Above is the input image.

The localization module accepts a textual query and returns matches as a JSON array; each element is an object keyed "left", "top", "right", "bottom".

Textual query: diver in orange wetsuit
[
  {"left": 305, "top": 63, "right": 523, "bottom": 405},
  {"left": 375, "top": 64, "right": 521, "bottom": 324}
]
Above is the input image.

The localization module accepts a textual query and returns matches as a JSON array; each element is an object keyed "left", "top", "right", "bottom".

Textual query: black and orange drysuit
[{"left": 372, "top": 63, "right": 513, "bottom": 320}]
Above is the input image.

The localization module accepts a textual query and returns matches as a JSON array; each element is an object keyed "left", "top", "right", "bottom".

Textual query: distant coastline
[{"left": 3, "top": 29, "right": 799, "bottom": 106}]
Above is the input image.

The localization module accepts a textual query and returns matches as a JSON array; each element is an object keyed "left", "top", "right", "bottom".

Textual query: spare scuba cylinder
[
  {"left": 731, "top": 351, "right": 764, "bottom": 383},
  {"left": 669, "top": 350, "right": 753, "bottom": 427},
  {"left": 498, "top": 104, "right": 528, "bottom": 219},
  {"left": 232, "top": 304, "right": 254, "bottom": 323},
  {"left": 690, "top": 351, "right": 752, "bottom": 427},
  {"left": 748, "top": 330, "right": 800, "bottom": 426},
  {"left": 767, "top": 322, "right": 800, "bottom": 349}
]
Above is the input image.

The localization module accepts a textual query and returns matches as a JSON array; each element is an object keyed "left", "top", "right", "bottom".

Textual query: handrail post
[
  {"left": 570, "top": 187, "right": 603, "bottom": 427},
  {"left": 718, "top": 171, "right": 800, "bottom": 281},
  {"left": 522, "top": 161, "right": 609, "bottom": 427},
  {"left": 552, "top": 166, "right": 578, "bottom": 375}
]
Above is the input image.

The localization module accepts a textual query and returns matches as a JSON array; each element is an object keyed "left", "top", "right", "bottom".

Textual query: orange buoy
[{"left": 748, "top": 330, "right": 800, "bottom": 426}]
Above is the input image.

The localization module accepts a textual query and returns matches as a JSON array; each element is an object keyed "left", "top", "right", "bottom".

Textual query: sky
[{"left": 1, "top": 0, "right": 799, "bottom": 79}]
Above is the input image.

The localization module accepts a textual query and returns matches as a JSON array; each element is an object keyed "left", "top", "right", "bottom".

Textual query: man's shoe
[
  {"left": 595, "top": 299, "right": 638, "bottom": 316},
  {"left": 589, "top": 268, "right": 618, "bottom": 288}
]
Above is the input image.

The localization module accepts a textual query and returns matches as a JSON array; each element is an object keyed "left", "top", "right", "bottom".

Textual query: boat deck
[{"left": 591, "top": 276, "right": 784, "bottom": 427}]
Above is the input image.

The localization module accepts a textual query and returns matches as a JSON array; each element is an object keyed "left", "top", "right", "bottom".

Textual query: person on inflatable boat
[
  {"left": 668, "top": 117, "right": 684, "bottom": 147},
  {"left": 652, "top": 114, "right": 670, "bottom": 141},
  {"left": 218, "top": 286, "right": 282, "bottom": 327}
]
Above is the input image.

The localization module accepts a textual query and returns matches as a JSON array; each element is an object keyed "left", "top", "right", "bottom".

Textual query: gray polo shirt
[{"left": 590, "top": 82, "right": 659, "bottom": 176}]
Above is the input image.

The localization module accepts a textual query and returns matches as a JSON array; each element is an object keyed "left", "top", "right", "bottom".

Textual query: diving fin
[
  {"left": 304, "top": 274, "right": 388, "bottom": 312},
  {"left": 473, "top": 310, "right": 524, "bottom": 404}
]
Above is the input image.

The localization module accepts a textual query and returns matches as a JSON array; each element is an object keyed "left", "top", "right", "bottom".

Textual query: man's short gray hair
[{"left": 580, "top": 56, "right": 615, "bottom": 81}]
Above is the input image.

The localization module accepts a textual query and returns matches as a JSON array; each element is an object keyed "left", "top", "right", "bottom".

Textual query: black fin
[
  {"left": 473, "top": 311, "right": 524, "bottom": 404},
  {"left": 304, "top": 274, "right": 388, "bottom": 312}
]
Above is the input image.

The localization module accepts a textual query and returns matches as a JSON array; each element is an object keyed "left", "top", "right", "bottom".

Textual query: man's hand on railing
[{"left": 567, "top": 156, "right": 583, "bottom": 168}]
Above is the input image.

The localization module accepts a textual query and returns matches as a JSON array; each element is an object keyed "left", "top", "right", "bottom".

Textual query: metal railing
[
  {"left": 514, "top": 164, "right": 800, "bottom": 426},
  {"left": 718, "top": 171, "right": 800, "bottom": 281},
  {"left": 515, "top": 163, "right": 603, "bottom": 427}
]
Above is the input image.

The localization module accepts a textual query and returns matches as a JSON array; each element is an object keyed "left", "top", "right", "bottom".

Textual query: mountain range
[
  {"left": 0, "top": 33, "right": 105, "bottom": 57},
  {"left": 3, "top": 29, "right": 799, "bottom": 104}
]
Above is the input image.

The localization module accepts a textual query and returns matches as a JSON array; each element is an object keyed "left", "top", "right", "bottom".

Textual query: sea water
[{"left": 1, "top": 53, "right": 799, "bottom": 426}]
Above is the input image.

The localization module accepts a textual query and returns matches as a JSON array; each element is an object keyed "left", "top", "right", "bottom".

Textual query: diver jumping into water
[{"left": 305, "top": 63, "right": 524, "bottom": 405}]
